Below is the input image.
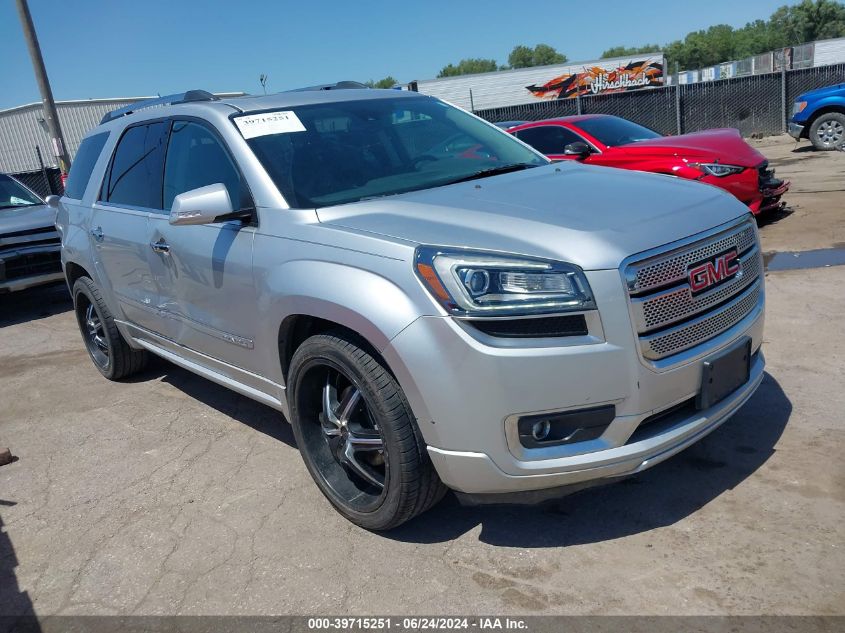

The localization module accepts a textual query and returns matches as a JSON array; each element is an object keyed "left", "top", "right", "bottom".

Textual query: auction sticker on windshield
[{"left": 234, "top": 111, "right": 306, "bottom": 138}]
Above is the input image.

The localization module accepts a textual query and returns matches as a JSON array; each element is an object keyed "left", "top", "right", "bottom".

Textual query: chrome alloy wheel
[
  {"left": 81, "top": 300, "right": 109, "bottom": 368},
  {"left": 320, "top": 375, "right": 386, "bottom": 489},
  {"left": 297, "top": 362, "right": 388, "bottom": 512},
  {"left": 816, "top": 119, "right": 844, "bottom": 147}
]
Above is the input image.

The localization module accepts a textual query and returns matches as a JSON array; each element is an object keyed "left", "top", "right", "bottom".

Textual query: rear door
[
  {"left": 147, "top": 118, "right": 258, "bottom": 370},
  {"left": 90, "top": 121, "right": 168, "bottom": 333}
]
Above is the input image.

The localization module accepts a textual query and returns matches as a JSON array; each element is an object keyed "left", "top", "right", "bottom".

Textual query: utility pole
[{"left": 15, "top": 0, "right": 71, "bottom": 176}]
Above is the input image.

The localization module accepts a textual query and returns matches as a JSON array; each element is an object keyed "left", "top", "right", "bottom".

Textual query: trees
[
  {"left": 601, "top": 44, "right": 661, "bottom": 58},
  {"left": 603, "top": 0, "right": 845, "bottom": 71},
  {"left": 507, "top": 44, "right": 567, "bottom": 68},
  {"left": 437, "top": 44, "right": 567, "bottom": 77},
  {"left": 437, "top": 58, "right": 499, "bottom": 77},
  {"left": 364, "top": 76, "right": 398, "bottom": 89},
  {"left": 769, "top": 0, "right": 845, "bottom": 44}
]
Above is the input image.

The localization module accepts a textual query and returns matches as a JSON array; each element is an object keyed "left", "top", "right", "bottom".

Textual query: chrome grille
[
  {"left": 628, "top": 223, "right": 756, "bottom": 295},
  {"left": 633, "top": 247, "right": 762, "bottom": 332},
  {"left": 624, "top": 219, "right": 763, "bottom": 361},
  {"left": 641, "top": 284, "right": 761, "bottom": 359}
]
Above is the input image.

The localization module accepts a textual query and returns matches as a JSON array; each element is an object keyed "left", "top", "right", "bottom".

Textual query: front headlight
[
  {"left": 793, "top": 101, "right": 807, "bottom": 115},
  {"left": 690, "top": 162, "right": 744, "bottom": 178},
  {"left": 414, "top": 247, "right": 595, "bottom": 317}
]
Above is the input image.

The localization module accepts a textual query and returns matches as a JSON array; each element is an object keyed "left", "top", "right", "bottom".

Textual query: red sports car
[{"left": 506, "top": 115, "right": 789, "bottom": 215}]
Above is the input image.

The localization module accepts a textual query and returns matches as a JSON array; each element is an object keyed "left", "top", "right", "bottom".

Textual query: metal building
[
  {"left": 0, "top": 97, "right": 141, "bottom": 174},
  {"left": 0, "top": 93, "right": 244, "bottom": 195}
]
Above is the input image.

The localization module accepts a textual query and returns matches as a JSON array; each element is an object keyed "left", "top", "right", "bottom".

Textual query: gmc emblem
[{"left": 688, "top": 250, "right": 740, "bottom": 294}]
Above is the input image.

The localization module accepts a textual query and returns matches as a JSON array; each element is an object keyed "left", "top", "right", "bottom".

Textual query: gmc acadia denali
[{"left": 54, "top": 88, "right": 765, "bottom": 529}]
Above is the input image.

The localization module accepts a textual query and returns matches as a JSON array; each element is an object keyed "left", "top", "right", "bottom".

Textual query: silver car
[{"left": 55, "top": 88, "right": 765, "bottom": 529}]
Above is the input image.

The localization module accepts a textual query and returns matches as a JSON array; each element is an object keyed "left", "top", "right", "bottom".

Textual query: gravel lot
[{"left": 1, "top": 135, "right": 843, "bottom": 616}]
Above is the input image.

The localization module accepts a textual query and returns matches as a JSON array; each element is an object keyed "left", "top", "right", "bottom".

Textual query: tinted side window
[
  {"left": 516, "top": 126, "right": 582, "bottom": 154},
  {"left": 163, "top": 121, "right": 243, "bottom": 211},
  {"left": 65, "top": 132, "right": 109, "bottom": 199},
  {"left": 103, "top": 122, "right": 168, "bottom": 209}
]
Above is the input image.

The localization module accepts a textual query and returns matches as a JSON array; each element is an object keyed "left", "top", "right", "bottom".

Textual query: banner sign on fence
[
  {"left": 526, "top": 57, "right": 664, "bottom": 100},
  {"left": 413, "top": 53, "right": 665, "bottom": 111}
]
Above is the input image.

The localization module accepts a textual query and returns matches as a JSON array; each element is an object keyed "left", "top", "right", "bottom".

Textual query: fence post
[
  {"left": 781, "top": 68, "right": 787, "bottom": 133},
  {"left": 34, "top": 145, "right": 53, "bottom": 196},
  {"left": 576, "top": 73, "right": 582, "bottom": 115},
  {"left": 675, "top": 85, "right": 682, "bottom": 135}
]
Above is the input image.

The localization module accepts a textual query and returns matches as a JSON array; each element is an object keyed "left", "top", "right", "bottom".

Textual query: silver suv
[{"left": 55, "top": 88, "right": 765, "bottom": 529}]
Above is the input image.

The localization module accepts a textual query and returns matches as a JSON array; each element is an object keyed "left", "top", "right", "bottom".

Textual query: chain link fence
[
  {"left": 11, "top": 168, "right": 63, "bottom": 199},
  {"left": 680, "top": 73, "right": 784, "bottom": 136},
  {"left": 476, "top": 63, "right": 845, "bottom": 137},
  {"left": 581, "top": 86, "right": 677, "bottom": 135}
]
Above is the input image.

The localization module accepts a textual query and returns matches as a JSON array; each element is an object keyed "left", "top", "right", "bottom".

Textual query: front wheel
[
  {"left": 288, "top": 332, "right": 446, "bottom": 530},
  {"left": 809, "top": 112, "right": 845, "bottom": 151}
]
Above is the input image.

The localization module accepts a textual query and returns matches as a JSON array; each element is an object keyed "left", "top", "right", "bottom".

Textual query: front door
[
  {"left": 147, "top": 119, "right": 259, "bottom": 371},
  {"left": 514, "top": 125, "right": 590, "bottom": 162}
]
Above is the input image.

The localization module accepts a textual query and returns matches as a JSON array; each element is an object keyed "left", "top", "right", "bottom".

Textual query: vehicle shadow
[
  {"left": 0, "top": 508, "right": 41, "bottom": 630},
  {"left": 756, "top": 205, "right": 794, "bottom": 228},
  {"left": 0, "top": 283, "right": 71, "bottom": 328},
  {"left": 152, "top": 363, "right": 297, "bottom": 449},
  {"left": 386, "top": 372, "right": 790, "bottom": 547},
  {"left": 790, "top": 144, "right": 816, "bottom": 154}
]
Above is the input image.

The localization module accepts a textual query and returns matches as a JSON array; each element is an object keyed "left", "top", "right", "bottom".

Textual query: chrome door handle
[
  {"left": 90, "top": 226, "right": 104, "bottom": 242},
  {"left": 150, "top": 238, "right": 170, "bottom": 254}
]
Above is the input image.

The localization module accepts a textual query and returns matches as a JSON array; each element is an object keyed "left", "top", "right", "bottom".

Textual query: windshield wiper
[
  {"left": 445, "top": 163, "right": 538, "bottom": 185},
  {"left": 0, "top": 203, "right": 38, "bottom": 210}
]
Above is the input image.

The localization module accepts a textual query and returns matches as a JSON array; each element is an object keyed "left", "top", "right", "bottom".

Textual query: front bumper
[
  {"left": 788, "top": 122, "right": 805, "bottom": 140},
  {"left": 383, "top": 269, "right": 765, "bottom": 495},
  {"left": 428, "top": 352, "right": 763, "bottom": 494},
  {"left": 700, "top": 164, "right": 789, "bottom": 215},
  {"left": 0, "top": 243, "right": 63, "bottom": 293}
]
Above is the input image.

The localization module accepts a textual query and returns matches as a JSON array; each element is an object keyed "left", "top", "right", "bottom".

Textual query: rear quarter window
[{"left": 64, "top": 131, "right": 109, "bottom": 199}]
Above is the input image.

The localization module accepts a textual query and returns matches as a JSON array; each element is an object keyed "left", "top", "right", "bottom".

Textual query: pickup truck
[
  {"left": 788, "top": 82, "right": 845, "bottom": 150},
  {"left": 0, "top": 173, "right": 63, "bottom": 293}
]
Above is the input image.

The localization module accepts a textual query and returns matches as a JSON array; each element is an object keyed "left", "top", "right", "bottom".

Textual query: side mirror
[
  {"left": 564, "top": 141, "right": 591, "bottom": 159},
  {"left": 169, "top": 183, "right": 234, "bottom": 226},
  {"left": 45, "top": 195, "right": 60, "bottom": 209}
]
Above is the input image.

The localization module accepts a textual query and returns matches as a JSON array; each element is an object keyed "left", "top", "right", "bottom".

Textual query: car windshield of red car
[{"left": 576, "top": 116, "right": 662, "bottom": 147}]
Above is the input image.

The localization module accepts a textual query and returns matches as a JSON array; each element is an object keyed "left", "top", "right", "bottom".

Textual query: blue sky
[{"left": 1, "top": 0, "right": 792, "bottom": 110}]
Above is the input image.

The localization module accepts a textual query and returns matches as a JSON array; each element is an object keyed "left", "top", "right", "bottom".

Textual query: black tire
[
  {"left": 288, "top": 332, "right": 447, "bottom": 530},
  {"left": 72, "top": 276, "right": 148, "bottom": 380},
  {"left": 809, "top": 112, "right": 845, "bottom": 151}
]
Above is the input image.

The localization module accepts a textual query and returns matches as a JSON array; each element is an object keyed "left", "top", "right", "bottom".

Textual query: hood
[
  {"left": 616, "top": 128, "right": 765, "bottom": 166},
  {"left": 316, "top": 163, "right": 750, "bottom": 270},
  {"left": 798, "top": 83, "right": 845, "bottom": 101},
  {"left": 0, "top": 203, "right": 56, "bottom": 235}
]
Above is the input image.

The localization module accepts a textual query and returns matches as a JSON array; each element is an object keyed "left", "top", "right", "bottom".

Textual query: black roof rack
[
  {"left": 100, "top": 90, "right": 219, "bottom": 124},
  {"left": 286, "top": 81, "right": 369, "bottom": 93}
]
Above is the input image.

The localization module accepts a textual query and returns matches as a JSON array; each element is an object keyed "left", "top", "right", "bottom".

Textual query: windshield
[
  {"left": 0, "top": 174, "right": 42, "bottom": 210},
  {"left": 576, "top": 116, "right": 662, "bottom": 147},
  {"left": 240, "top": 96, "right": 547, "bottom": 208}
]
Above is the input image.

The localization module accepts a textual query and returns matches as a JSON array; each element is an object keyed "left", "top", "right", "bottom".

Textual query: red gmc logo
[{"left": 688, "top": 250, "right": 740, "bottom": 293}]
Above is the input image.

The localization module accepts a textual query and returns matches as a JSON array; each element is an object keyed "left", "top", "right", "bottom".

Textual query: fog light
[
  {"left": 516, "top": 405, "right": 616, "bottom": 449},
  {"left": 531, "top": 419, "right": 551, "bottom": 441}
]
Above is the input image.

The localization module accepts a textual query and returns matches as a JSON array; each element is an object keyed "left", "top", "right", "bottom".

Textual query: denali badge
[{"left": 688, "top": 250, "right": 740, "bottom": 294}]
